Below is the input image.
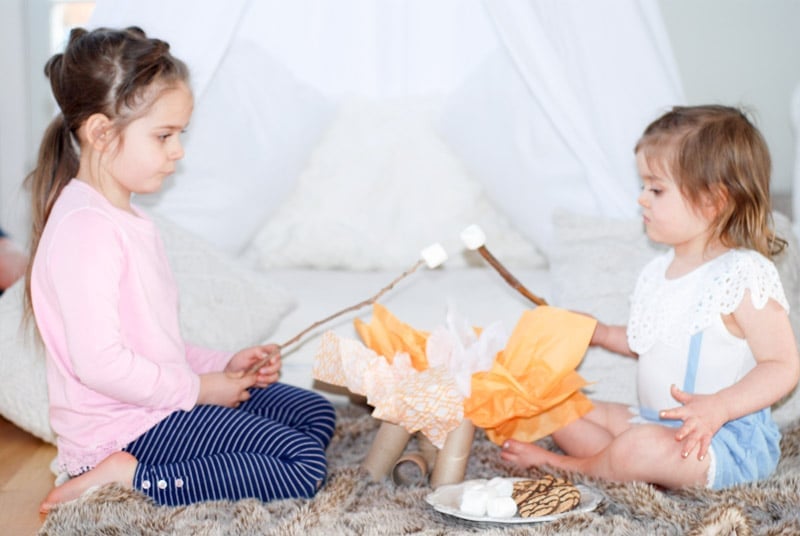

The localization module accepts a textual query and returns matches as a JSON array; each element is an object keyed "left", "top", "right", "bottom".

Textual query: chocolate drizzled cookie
[{"left": 511, "top": 475, "right": 581, "bottom": 518}]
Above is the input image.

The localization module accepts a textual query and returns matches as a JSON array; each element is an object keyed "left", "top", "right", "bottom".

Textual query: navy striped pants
[{"left": 122, "top": 383, "right": 336, "bottom": 506}]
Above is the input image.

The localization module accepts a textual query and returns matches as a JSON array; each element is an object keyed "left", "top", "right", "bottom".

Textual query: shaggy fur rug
[{"left": 39, "top": 404, "right": 800, "bottom": 535}]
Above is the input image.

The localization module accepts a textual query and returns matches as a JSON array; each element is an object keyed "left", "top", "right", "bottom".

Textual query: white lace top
[{"left": 627, "top": 248, "right": 788, "bottom": 412}]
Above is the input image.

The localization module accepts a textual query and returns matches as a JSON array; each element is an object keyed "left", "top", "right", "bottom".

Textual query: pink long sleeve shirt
[{"left": 31, "top": 180, "right": 232, "bottom": 473}]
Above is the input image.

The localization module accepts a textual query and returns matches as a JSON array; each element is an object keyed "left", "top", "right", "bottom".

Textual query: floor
[{"left": 0, "top": 416, "right": 56, "bottom": 535}]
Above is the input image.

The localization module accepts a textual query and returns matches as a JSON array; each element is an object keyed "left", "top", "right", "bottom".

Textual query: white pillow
[
  {"left": 550, "top": 210, "right": 800, "bottom": 423},
  {"left": 770, "top": 211, "right": 800, "bottom": 425},
  {"left": 152, "top": 213, "right": 296, "bottom": 351},
  {"left": 549, "top": 211, "right": 664, "bottom": 324},
  {"left": 0, "top": 214, "right": 295, "bottom": 444},
  {"left": 0, "top": 281, "right": 52, "bottom": 443},
  {"left": 247, "top": 97, "right": 546, "bottom": 271}
]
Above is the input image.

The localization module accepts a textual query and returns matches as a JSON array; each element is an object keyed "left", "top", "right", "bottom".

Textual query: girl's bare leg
[
  {"left": 552, "top": 402, "right": 634, "bottom": 457},
  {"left": 501, "top": 439, "right": 576, "bottom": 470},
  {"left": 40, "top": 451, "right": 138, "bottom": 513},
  {"left": 504, "top": 423, "right": 710, "bottom": 490},
  {"left": 501, "top": 401, "right": 632, "bottom": 467}
]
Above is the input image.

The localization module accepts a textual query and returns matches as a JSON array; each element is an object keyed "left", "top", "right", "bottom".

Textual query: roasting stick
[
  {"left": 248, "top": 243, "right": 449, "bottom": 374},
  {"left": 460, "top": 224, "right": 548, "bottom": 307}
]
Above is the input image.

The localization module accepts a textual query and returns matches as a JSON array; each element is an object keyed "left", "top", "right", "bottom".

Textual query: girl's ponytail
[{"left": 23, "top": 113, "right": 79, "bottom": 323}]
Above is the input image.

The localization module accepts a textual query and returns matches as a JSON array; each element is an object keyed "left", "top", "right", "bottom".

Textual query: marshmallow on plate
[{"left": 458, "top": 478, "right": 517, "bottom": 518}]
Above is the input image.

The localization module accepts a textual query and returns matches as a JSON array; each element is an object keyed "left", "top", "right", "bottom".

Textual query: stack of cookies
[{"left": 511, "top": 475, "right": 581, "bottom": 518}]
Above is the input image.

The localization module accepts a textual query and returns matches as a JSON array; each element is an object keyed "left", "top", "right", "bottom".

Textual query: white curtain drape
[
  {"left": 440, "top": 0, "right": 684, "bottom": 255},
  {"left": 792, "top": 83, "right": 800, "bottom": 238},
  {"left": 235, "top": 0, "right": 497, "bottom": 99},
  {"left": 89, "top": 0, "right": 249, "bottom": 100},
  {"left": 490, "top": 0, "right": 684, "bottom": 215},
  {"left": 89, "top": 0, "right": 684, "bottom": 257}
]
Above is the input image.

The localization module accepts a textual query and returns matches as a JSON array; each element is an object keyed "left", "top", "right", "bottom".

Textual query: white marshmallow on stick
[
  {"left": 460, "top": 224, "right": 547, "bottom": 307},
  {"left": 420, "top": 242, "right": 448, "bottom": 269},
  {"left": 250, "top": 243, "right": 448, "bottom": 372},
  {"left": 460, "top": 224, "right": 487, "bottom": 251}
]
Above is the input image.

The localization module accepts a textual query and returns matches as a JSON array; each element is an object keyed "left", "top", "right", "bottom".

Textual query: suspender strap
[
  {"left": 638, "top": 331, "right": 703, "bottom": 426},
  {"left": 682, "top": 331, "right": 703, "bottom": 393}
]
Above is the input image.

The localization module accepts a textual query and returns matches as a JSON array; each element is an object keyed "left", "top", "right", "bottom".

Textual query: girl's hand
[
  {"left": 197, "top": 371, "right": 257, "bottom": 407},
  {"left": 225, "top": 344, "right": 282, "bottom": 388},
  {"left": 659, "top": 384, "right": 729, "bottom": 461}
]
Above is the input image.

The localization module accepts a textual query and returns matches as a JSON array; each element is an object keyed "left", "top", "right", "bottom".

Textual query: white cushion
[
  {"left": 152, "top": 213, "right": 295, "bottom": 351},
  {"left": 246, "top": 97, "right": 546, "bottom": 271},
  {"left": 771, "top": 211, "right": 800, "bottom": 424},
  {"left": 0, "top": 281, "right": 52, "bottom": 442},
  {"left": 0, "top": 215, "right": 295, "bottom": 444}
]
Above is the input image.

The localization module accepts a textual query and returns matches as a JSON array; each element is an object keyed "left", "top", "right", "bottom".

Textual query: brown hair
[
  {"left": 635, "top": 104, "right": 785, "bottom": 258},
  {"left": 23, "top": 26, "right": 189, "bottom": 322}
]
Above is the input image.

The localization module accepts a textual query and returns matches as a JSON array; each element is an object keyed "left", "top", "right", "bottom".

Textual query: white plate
[{"left": 425, "top": 478, "right": 601, "bottom": 524}]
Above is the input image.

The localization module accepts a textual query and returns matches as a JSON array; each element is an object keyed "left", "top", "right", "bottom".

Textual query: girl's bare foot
[
  {"left": 500, "top": 439, "right": 561, "bottom": 468},
  {"left": 39, "top": 451, "right": 138, "bottom": 513}
]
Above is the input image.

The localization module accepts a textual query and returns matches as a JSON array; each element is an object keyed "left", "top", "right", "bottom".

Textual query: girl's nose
[
  {"left": 637, "top": 190, "right": 648, "bottom": 208},
  {"left": 169, "top": 139, "right": 185, "bottom": 160}
]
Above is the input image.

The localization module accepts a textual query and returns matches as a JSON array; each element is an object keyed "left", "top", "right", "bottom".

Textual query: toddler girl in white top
[{"left": 502, "top": 105, "right": 800, "bottom": 489}]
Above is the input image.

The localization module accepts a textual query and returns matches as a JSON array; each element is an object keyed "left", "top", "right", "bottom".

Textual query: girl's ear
[
  {"left": 84, "top": 113, "right": 113, "bottom": 151},
  {"left": 704, "top": 184, "right": 729, "bottom": 219}
]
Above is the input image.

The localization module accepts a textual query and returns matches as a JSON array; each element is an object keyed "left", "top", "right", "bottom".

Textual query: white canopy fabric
[
  {"left": 89, "top": 0, "right": 684, "bottom": 258},
  {"left": 89, "top": 0, "right": 249, "bottom": 101},
  {"left": 443, "top": 0, "right": 685, "bottom": 254}
]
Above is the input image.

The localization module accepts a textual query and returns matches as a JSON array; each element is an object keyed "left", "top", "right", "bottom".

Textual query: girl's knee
[
  {"left": 296, "top": 454, "right": 329, "bottom": 498},
  {"left": 604, "top": 437, "right": 640, "bottom": 476},
  {"left": 306, "top": 397, "right": 337, "bottom": 445},
  {"left": 316, "top": 396, "right": 336, "bottom": 421},
  {"left": 296, "top": 475, "right": 326, "bottom": 499},
  {"left": 604, "top": 425, "right": 683, "bottom": 481}
]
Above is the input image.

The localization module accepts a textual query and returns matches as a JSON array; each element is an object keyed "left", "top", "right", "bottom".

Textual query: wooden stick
[
  {"left": 280, "top": 259, "right": 424, "bottom": 348},
  {"left": 476, "top": 246, "right": 548, "bottom": 306},
  {"left": 248, "top": 259, "right": 425, "bottom": 373}
]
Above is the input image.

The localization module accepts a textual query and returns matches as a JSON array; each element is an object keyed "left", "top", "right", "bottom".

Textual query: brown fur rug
[{"left": 39, "top": 404, "right": 800, "bottom": 535}]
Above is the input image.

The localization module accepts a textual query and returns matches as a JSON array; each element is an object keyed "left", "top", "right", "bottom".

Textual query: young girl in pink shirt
[{"left": 24, "top": 26, "right": 335, "bottom": 512}]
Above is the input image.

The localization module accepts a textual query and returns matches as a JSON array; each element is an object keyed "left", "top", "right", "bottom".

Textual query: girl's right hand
[{"left": 196, "top": 371, "right": 257, "bottom": 407}]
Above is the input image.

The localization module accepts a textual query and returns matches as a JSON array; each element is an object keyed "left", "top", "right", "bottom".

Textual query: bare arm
[
  {"left": 714, "top": 294, "right": 800, "bottom": 418},
  {"left": 590, "top": 322, "right": 637, "bottom": 358},
  {"left": 661, "top": 292, "right": 800, "bottom": 460}
]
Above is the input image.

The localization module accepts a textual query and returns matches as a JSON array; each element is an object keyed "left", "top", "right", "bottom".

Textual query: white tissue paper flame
[{"left": 425, "top": 306, "right": 508, "bottom": 397}]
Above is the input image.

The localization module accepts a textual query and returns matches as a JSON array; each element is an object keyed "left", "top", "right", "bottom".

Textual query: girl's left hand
[
  {"left": 659, "top": 384, "right": 729, "bottom": 461},
  {"left": 226, "top": 344, "right": 282, "bottom": 388}
]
